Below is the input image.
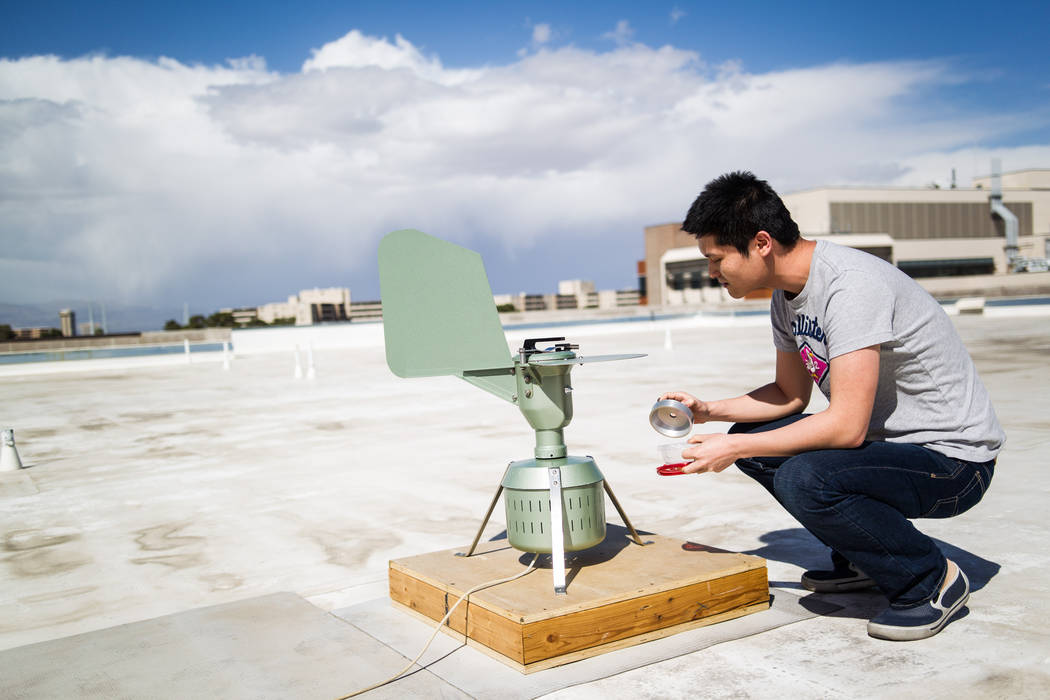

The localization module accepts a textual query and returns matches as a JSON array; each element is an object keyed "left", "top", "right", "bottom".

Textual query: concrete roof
[{"left": 1, "top": 307, "right": 1048, "bottom": 697}]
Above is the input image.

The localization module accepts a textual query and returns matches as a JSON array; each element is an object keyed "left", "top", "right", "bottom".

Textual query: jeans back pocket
[{"left": 922, "top": 461, "right": 993, "bottom": 519}]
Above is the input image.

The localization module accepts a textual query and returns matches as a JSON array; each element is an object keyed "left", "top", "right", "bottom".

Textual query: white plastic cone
[
  {"left": 1, "top": 429, "right": 24, "bottom": 471},
  {"left": 664, "top": 329, "right": 673, "bottom": 351},
  {"left": 294, "top": 345, "right": 303, "bottom": 379},
  {"left": 306, "top": 343, "right": 316, "bottom": 380}
]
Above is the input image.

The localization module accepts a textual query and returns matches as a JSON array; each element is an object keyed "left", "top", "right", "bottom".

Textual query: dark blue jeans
[{"left": 731, "top": 414, "right": 995, "bottom": 607}]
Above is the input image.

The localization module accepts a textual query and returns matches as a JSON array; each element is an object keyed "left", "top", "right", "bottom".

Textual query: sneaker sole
[
  {"left": 866, "top": 589, "right": 970, "bottom": 641},
  {"left": 801, "top": 577, "right": 877, "bottom": 593}
]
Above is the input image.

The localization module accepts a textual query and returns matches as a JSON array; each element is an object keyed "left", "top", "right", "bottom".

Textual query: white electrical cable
[{"left": 337, "top": 553, "right": 540, "bottom": 699}]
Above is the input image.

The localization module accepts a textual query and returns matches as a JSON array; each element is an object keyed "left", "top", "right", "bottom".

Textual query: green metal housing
[
  {"left": 501, "top": 457, "right": 606, "bottom": 553},
  {"left": 514, "top": 349, "right": 574, "bottom": 459}
]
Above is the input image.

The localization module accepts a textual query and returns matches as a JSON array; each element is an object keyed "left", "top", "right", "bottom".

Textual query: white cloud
[
  {"left": 302, "top": 29, "right": 480, "bottom": 85},
  {"left": 0, "top": 30, "right": 1046, "bottom": 307},
  {"left": 670, "top": 7, "right": 687, "bottom": 24},
  {"left": 532, "top": 23, "right": 552, "bottom": 45},
  {"left": 602, "top": 20, "right": 635, "bottom": 46},
  {"left": 893, "top": 144, "right": 1050, "bottom": 189}
]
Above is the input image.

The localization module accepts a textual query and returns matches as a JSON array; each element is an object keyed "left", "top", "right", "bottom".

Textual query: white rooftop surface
[{"left": 2, "top": 309, "right": 1049, "bottom": 698}]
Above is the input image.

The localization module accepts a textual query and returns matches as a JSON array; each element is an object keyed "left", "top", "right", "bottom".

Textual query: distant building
[
  {"left": 255, "top": 297, "right": 298, "bottom": 325},
  {"left": 257, "top": 287, "right": 351, "bottom": 326},
  {"left": 495, "top": 280, "right": 640, "bottom": 312},
  {"left": 348, "top": 300, "right": 383, "bottom": 321},
  {"left": 558, "top": 279, "right": 595, "bottom": 296},
  {"left": 612, "top": 288, "right": 641, "bottom": 306},
  {"left": 643, "top": 168, "right": 1050, "bottom": 307},
  {"left": 221, "top": 307, "right": 259, "bottom": 326},
  {"left": 59, "top": 309, "right": 76, "bottom": 337},
  {"left": 249, "top": 279, "right": 637, "bottom": 327},
  {"left": 297, "top": 287, "right": 351, "bottom": 324},
  {"left": 636, "top": 260, "right": 647, "bottom": 305},
  {"left": 492, "top": 293, "right": 516, "bottom": 309},
  {"left": 14, "top": 327, "right": 53, "bottom": 339}
]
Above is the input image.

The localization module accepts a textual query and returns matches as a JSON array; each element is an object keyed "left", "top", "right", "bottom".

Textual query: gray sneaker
[
  {"left": 801, "top": 562, "right": 876, "bottom": 593},
  {"left": 867, "top": 563, "right": 969, "bottom": 641}
]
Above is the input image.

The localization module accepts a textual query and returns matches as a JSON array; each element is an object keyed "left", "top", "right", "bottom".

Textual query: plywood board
[{"left": 389, "top": 534, "right": 769, "bottom": 671}]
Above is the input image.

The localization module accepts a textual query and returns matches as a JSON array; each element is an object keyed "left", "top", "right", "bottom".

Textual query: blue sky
[
  {"left": 5, "top": 1, "right": 1046, "bottom": 114},
  {"left": 4, "top": 2, "right": 1046, "bottom": 80},
  {"left": 1, "top": 1, "right": 1048, "bottom": 321},
  {"left": 5, "top": 1, "right": 1048, "bottom": 124}
]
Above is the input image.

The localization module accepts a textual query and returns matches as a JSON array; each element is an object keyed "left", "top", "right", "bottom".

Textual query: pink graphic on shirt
[{"left": 799, "top": 342, "right": 829, "bottom": 385}]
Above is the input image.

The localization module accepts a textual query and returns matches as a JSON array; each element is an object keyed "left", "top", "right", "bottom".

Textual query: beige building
[
  {"left": 256, "top": 287, "right": 352, "bottom": 326},
  {"left": 558, "top": 279, "right": 596, "bottom": 297},
  {"left": 643, "top": 168, "right": 1050, "bottom": 307},
  {"left": 494, "top": 280, "right": 639, "bottom": 313},
  {"left": 222, "top": 307, "right": 260, "bottom": 326},
  {"left": 14, "top": 327, "right": 53, "bottom": 339},
  {"left": 59, "top": 309, "right": 76, "bottom": 337}
]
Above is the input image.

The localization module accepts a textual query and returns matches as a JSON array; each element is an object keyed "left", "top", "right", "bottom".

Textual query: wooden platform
[{"left": 388, "top": 533, "right": 769, "bottom": 673}]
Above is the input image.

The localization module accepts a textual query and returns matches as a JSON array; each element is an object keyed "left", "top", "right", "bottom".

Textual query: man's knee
[{"left": 773, "top": 455, "right": 833, "bottom": 514}]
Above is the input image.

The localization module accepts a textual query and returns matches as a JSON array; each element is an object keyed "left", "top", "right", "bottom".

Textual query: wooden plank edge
[
  {"left": 518, "top": 598, "right": 772, "bottom": 674},
  {"left": 389, "top": 570, "right": 526, "bottom": 662},
  {"left": 391, "top": 599, "right": 528, "bottom": 670},
  {"left": 391, "top": 597, "right": 771, "bottom": 675},
  {"left": 519, "top": 567, "right": 769, "bottom": 661},
  {"left": 389, "top": 549, "right": 763, "bottom": 591},
  {"left": 517, "top": 566, "right": 768, "bottom": 625},
  {"left": 389, "top": 553, "right": 767, "bottom": 625}
]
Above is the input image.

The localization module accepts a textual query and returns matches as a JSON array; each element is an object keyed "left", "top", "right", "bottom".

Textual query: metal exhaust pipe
[{"left": 989, "top": 158, "right": 1020, "bottom": 270}]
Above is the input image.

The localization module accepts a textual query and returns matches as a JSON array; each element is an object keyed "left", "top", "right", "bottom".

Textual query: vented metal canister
[{"left": 501, "top": 456, "right": 605, "bottom": 553}]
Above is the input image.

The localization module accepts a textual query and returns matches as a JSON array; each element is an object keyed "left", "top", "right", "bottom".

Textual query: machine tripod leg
[
  {"left": 458, "top": 466, "right": 509, "bottom": 558},
  {"left": 604, "top": 478, "right": 649, "bottom": 547},
  {"left": 458, "top": 468, "right": 645, "bottom": 597}
]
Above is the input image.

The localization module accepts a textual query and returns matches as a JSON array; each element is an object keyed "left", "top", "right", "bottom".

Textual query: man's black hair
[{"left": 682, "top": 171, "right": 800, "bottom": 254}]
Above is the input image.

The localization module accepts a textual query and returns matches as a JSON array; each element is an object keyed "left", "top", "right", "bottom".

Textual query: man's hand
[
  {"left": 659, "top": 391, "right": 712, "bottom": 424},
  {"left": 681, "top": 433, "right": 740, "bottom": 473}
]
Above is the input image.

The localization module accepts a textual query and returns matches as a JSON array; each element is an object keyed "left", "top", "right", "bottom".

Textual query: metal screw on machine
[{"left": 379, "top": 229, "right": 650, "bottom": 594}]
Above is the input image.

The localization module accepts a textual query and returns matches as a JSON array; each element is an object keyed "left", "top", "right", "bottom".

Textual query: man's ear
[{"left": 754, "top": 230, "right": 773, "bottom": 257}]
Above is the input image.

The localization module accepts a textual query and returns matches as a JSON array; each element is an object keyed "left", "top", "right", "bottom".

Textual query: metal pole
[
  {"left": 603, "top": 479, "right": 648, "bottom": 547},
  {"left": 548, "top": 467, "right": 567, "bottom": 594},
  {"left": 458, "top": 464, "right": 511, "bottom": 557}
]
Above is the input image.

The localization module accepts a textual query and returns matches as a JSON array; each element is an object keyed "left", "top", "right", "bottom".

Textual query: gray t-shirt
[{"left": 770, "top": 240, "right": 1004, "bottom": 462}]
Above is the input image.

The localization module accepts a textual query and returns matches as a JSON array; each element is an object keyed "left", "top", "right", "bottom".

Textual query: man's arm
[
  {"left": 662, "top": 349, "right": 813, "bottom": 424},
  {"left": 707, "top": 349, "right": 814, "bottom": 423},
  {"left": 681, "top": 345, "right": 880, "bottom": 473}
]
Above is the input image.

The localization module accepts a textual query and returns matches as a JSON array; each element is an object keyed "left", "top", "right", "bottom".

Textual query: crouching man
[{"left": 663, "top": 171, "right": 1004, "bottom": 641}]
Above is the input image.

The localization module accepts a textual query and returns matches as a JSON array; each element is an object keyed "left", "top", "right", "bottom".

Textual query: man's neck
[{"left": 771, "top": 238, "right": 817, "bottom": 296}]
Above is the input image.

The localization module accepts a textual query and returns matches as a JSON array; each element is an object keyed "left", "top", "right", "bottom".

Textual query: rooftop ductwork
[
  {"left": 989, "top": 158, "right": 1021, "bottom": 269},
  {"left": 989, "top": 159, "right": 1050, "bottom": 273}
]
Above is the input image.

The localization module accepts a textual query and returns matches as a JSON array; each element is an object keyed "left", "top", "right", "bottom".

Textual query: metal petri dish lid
[{"left": 649, "top": 399, "right": 693, "bottom": 438}]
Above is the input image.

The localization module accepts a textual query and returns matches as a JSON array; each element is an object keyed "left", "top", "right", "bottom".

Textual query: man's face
[{"left": 698, "top": 235, "right": 763, "bottom": 298}]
